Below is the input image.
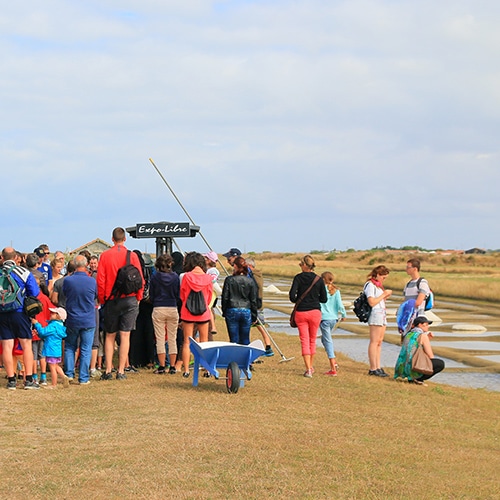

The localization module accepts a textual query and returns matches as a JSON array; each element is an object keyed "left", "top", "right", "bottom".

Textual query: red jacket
[
  {"left": 179, "top": 269, "right": 213, "bottom": 322},
  {"left": 32, "top": 293, "right": 56, "bottom": 340},
  {"left": 97, "top": 244, "right": 144, "bottom": 304}
]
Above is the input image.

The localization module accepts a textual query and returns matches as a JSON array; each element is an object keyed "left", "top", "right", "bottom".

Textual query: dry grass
[
  {"left": 1, "top": 329, "right": 499, "bottom": 500},
  {"left": 252, "top": 251, "right": 500, "bottom": 303}
]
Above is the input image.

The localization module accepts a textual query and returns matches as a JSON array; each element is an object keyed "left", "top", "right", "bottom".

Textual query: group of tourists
[
  {"left": 289, "top": 254, "right": 445, "bottom": 385},
  {"left": 0, "top": 228, "right": 444, "bottom": 390},
  {"left": 0, "top": 229, "right": 276, "bottom": 390}
]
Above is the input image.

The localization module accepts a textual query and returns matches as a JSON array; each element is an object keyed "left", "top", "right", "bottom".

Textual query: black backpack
[
  {"left": 110, "top": 250, "right": 143, "bottom": 299},
  {"left": 186, "top": 289, "right": 207, "bottom": 316},
  {"left": 353, "top": 284, "right": 372, "bottom": 323}
]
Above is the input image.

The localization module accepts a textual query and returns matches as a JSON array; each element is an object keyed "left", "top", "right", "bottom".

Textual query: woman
[
  {"left": 149, "top": 254, "right": 180, "bottom": 374},
  {"left": 365, "top": 265, "right": 392, "bottom": 377},
  {"left": 179, "top": 252, "right": 213, "bottom": 378},
  {"left": 221, "top": 256, "right": 258, "bottom": 345},
  {"left": 394, "top": 316, "right": 445, "bottom": 385},
  {"left": 289, "top": 255, "right": 327, "bottom": 378},
  {"left": 319, "top": 272, "right": 346, "bottom": 376}
]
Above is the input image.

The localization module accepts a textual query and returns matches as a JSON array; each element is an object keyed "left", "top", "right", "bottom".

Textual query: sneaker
[
  {"left": 90, "top": 369, "right": 101, "bottom": 378},
  {"left": 264, "top": 348, "right": 275, "bottom": 357},
  {"left": 324, "top": 369, "right": 338, "bottom": 376},
  {"left": 79, "top": 380, "right": 91, "bottom": 385},
  {"left": 40, "top": 379, "right": 48, "bottom": 386},
  {"left": 7, "top": 379, "right": 17, "bottom": 390},
  {"left": 182, "top": 372, "right": 190, "bottom": 378},
  {"left": 124, "top": 365, "right": 138, "bottom": 373},
  {"left": 168, "top": 367, "right": 177, "bottom": 374},
  {"left": 334, "top": 363, "right": 339, "bottom": 371},
  {"left": 24, "top": 380, "right": 40, "bottom": 390},
  {"left": 376, "top": 369, "right": 389, "bottom": 378},
  {"left": 116, "top": 372, "right": 127, "bottom": 380},
  {"left": 303, "top": 369, "right": 313, "bottom": 378},
  {"left": 100, "top": 372, "right": 113, "bottom": 381},
  {"left": 153, "top": 367, "right": 166, "bottom": 374},
  {"left": 62, "top": 376, "right": 70, "bottom": 388}
]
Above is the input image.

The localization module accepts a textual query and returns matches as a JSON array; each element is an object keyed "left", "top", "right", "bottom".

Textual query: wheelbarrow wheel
[{"left": 226, "top": 361, "right": 240, "bottom": 394}]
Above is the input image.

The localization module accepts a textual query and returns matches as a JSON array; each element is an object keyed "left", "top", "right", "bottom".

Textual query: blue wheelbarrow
[{"left": 189, "top": 338, "right": 266, "bottom": 393}]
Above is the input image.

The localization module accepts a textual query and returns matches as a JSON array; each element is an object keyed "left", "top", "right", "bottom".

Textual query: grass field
[
  {"left": 1, "top": 250, "right": 499, "bottom": 499},
  {"left": 1, "top": 327, "right": 499, "bottom": 500}
]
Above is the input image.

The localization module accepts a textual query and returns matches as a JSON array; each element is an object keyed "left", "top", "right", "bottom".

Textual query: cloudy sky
[{"left": 2, "top": 1, "right": 499, "bottom": 255}]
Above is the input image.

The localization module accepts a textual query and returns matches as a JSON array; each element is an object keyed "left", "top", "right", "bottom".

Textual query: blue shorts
[{"left": 0, "top": 312, "right": 33, "bottom": 340}]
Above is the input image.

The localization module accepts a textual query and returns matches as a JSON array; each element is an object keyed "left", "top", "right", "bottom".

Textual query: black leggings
[{"left": 417, "top": 358, "right": 445, "bottom": 381}]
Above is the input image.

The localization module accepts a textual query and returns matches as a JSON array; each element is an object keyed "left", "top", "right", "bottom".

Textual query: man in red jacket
[{"left": 97, "top": 227, "right": 144, "bottom": 381}]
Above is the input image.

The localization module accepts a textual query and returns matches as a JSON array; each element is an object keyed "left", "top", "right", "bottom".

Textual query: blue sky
[{"left": 2, "top": 1, "right": 499, "bottom": 255}]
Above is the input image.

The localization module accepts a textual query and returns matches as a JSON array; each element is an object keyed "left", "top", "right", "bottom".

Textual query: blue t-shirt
[{"left": 63, "top": 271, "right": 97, "bottom": 329}]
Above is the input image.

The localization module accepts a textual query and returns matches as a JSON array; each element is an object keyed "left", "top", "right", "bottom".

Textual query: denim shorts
[{"left": 368, "top": 309, "right": 386, "bottom": 326}]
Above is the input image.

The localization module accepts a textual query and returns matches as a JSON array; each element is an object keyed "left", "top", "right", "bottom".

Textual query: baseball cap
[
  {"left": 34, "top": 247, "right": 46, "bottom": 258},
  {"left": 413, "top": 316, "right": 432, "bottom": 327},
  {"left": 222, "top": 248, "right": 242, "bottom": 258},
  {"left": 203, "top": 251, "right": 219, "bottom": 263},
  {"left": 49, "top": 307, "right": 67, "bottom": 321}
]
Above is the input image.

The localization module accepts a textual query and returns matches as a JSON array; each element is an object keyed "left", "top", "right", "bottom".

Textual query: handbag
[
  {"left": 289, "top": 276, "right": 321, "bottom": 328},
  {"left": 23, "top": 296, "right": 43, "bottom": 318},
  {"left": 412, "top": 343, "right": 433, "bottom": 375}
]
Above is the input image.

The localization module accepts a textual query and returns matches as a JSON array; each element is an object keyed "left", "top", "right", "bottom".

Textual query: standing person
[
  {"left": 149, "top": 254, "right": 180, "bottom": 374},
  {"left": 365, "top": 265, "right": 393, "bottom": 377},
  {"left": 63, "top": 255, "right": 98, "bottom": 385},
  {"left": 245, "top": 257, "right": 274, "bottom": 357},
  {"left": 97, "top": 227, "right": 144, "bottom": 381},
  {"left": 203, "top": 251, "right": 220, "bottom": 338},
  {"left": 222, "top": 247, "right": 242, "bottom": 267},
  {"left": 221, "top": 256, "right": 258, "bottom": 346},
  {"left": 404, "top": 258, "right": 431, "bottom": 316},
  {"left": 34, "top": 246, "right": 52, "bottom": 287},
  {"left": 319, "top": 272, "right": 346, "bottom": 376},
  {"left": 179, "top": 252, "right": 213, "bottom": 378},
  {"left": 0, "top": 247, "right": 41, "bottom": 390},
  {"left": 32, "top": 307, "right": 70, "bottom": 389},
  {"left": 394, "top": 316, "right": 445, "bottom": 385},
  {"left": 289, "top": 255, "right": 327, "bottom": 378}
]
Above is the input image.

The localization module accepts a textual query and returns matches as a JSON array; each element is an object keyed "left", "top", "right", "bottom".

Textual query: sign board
[{"left": 135, "top": 222, "right": 190, "bottom": 238}]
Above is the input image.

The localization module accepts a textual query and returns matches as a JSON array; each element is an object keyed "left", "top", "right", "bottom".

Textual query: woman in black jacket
[
  {"left": 221, "top": 257, "right": 258, "bottom": 345},
  {"left": 289, "top": 254, "right": 327, "bottom": 378}
]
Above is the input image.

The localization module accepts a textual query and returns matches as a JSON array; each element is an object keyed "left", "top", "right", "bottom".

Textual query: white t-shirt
[{"left": 365, "top": 281, "right": 385, "bottom": 311}]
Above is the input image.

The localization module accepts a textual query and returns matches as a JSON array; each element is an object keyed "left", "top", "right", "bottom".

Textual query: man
[
  {"left": 0, "top": 247, "right": 41, "bottom": 390},
  {"left": 245, "top": 257, "right": 274, "bottom": 357},
  {"left": 63, "top": 255, "right": 98, "bottom": 385},
  {"left": 222, "top": 247, "right": 242, "bottom": 267},
  {"left": 404, "top": 258, "right": 431, "bottom": 316},
  {"left": 34, "top": 246, "right": 52, "bottom": 286},
  {"left": 97, "top": 227, "right": 144, "bottom": 380},
  {"left": 88, "top": 255, "right": 99, "bottom": 278}
]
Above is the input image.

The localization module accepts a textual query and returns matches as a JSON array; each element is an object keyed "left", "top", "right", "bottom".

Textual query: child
[
  {"left": 204, "top": 251, "right": 220, "bottom": 338},
  {"left": 319, "top": 272, "right": 346, "bottom": 376},
  {"left": 32, "top": 307, "right": 69, "bottom": 389}
]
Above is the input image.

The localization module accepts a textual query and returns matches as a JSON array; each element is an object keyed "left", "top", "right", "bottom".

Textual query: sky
[{"left": 2, "top": 0, "right": 499, "bottom": 255}]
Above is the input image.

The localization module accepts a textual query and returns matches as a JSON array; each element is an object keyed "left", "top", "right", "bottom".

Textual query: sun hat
[{"left": 49, "top": 307, "right": 67, "bottom": 321}]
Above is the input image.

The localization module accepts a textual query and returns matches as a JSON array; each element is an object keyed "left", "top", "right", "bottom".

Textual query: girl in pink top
[{"left": 179, "top": 252, "right": 213, "bottom": 378}]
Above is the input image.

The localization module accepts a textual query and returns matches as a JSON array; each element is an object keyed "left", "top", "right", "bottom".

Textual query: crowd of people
[
  {"left": 0, "top": 229, "right": 444, "bottom": 390},
  {"left": 0, "top": 229, "right": 275, "bottom": 390}
]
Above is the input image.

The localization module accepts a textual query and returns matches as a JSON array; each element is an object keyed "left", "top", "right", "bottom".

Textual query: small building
[{"left": 69, "top": 238, "right": 112, "bottom": 257}]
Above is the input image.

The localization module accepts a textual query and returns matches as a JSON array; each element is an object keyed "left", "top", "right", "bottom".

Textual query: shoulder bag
[
  {"left": 411, "top": 336, "right": 433, "bottom": 375},
  {"left": 290, "top": 275, "right": 321, "bottom": 328}
]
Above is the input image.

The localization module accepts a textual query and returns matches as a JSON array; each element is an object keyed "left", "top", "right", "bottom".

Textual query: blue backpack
[{"left": 0, "top": 264, "right": 25, "bottom": 312}]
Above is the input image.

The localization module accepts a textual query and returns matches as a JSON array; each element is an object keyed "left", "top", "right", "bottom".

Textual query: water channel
[{"left": 260, "top": 277, "right": 500, "bottom": 393}]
